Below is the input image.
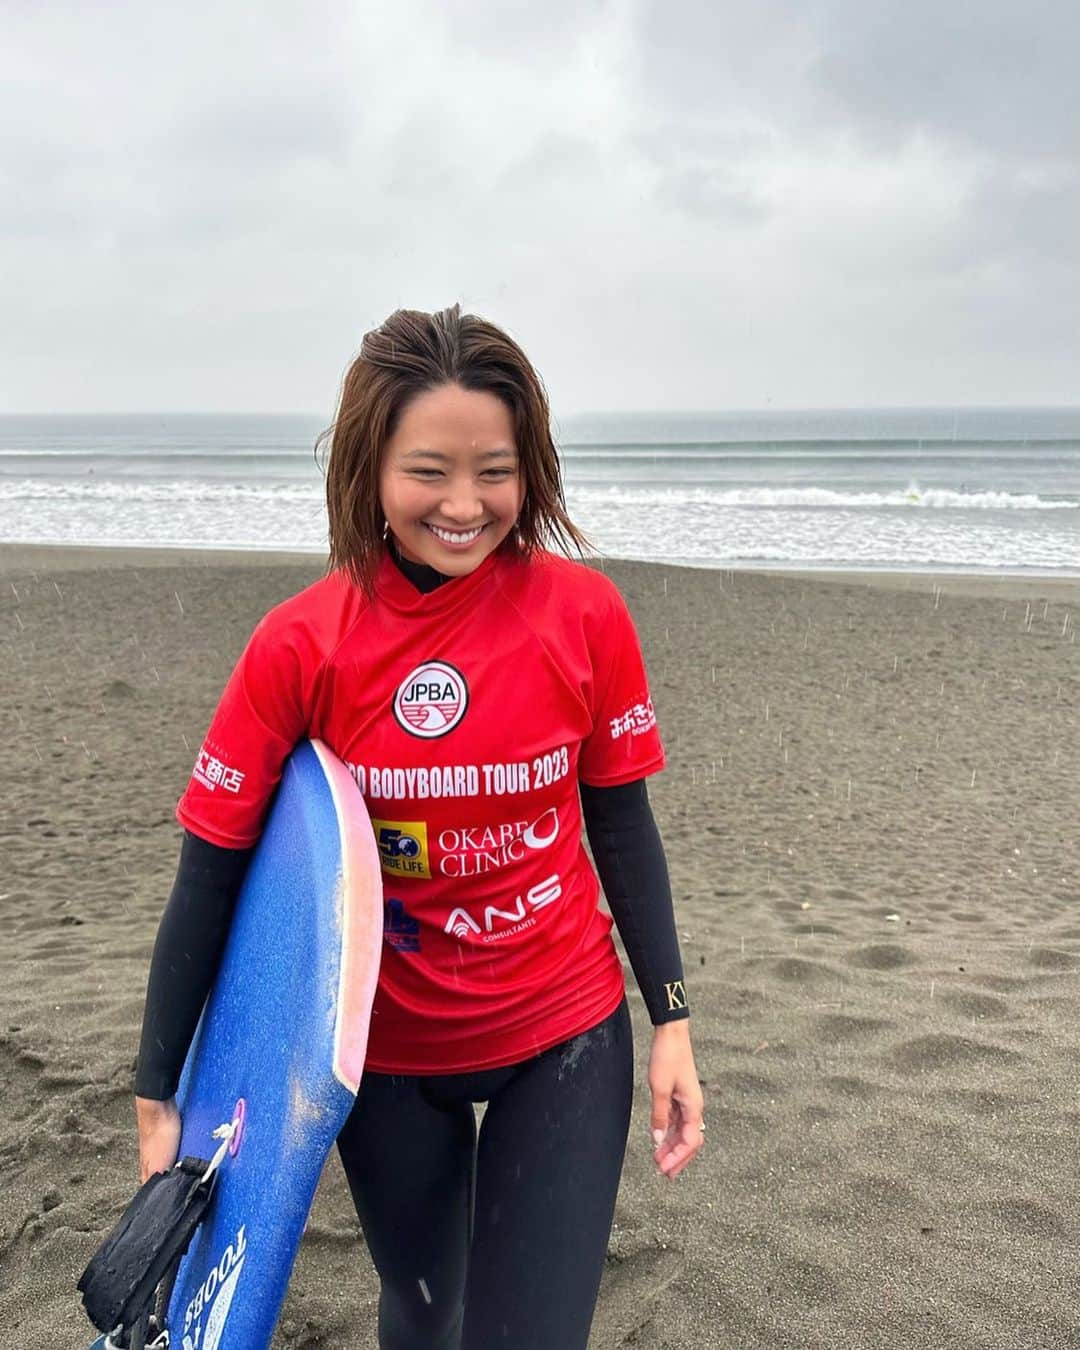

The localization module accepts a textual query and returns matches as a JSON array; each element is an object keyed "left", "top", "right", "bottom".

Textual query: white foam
[
  {"left": 0, "top": 478, "right": 322, "bottom": 503},
  {"left": 567, "top": 483, "right": 1077, "bottom": 511},
  {"left": 4, "top": 480, "right": 1079, "bottom": 573}
]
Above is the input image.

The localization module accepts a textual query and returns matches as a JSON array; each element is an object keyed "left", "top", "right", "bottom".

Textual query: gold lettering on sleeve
[{"left": 664, "top": 980, "right": 687, "bottom": 1011}]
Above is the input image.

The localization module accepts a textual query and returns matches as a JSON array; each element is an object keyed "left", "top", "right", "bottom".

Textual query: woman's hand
[
  {"left": 135, "top": 1095, "right": 182, "bottom": 1183},
  {"left": 648, "top": 1020, "right": 705, "bottom": 1180}
]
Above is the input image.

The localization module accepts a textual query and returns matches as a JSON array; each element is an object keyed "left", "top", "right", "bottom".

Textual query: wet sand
[{"left": 1, "top": 543, "right": 1078, "bottom": 1348}]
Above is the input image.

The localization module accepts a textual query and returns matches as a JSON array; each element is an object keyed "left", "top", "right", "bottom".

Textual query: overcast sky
[{"left": 3, "top": 0, "right": 1078, "bottom": 415}]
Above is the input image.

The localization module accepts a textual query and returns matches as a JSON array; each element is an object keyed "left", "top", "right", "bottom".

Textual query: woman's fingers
[
  {"left": 135, "top": 1095, "right": 182, "bottom": 1182},
  {"left": 652, "top": 1101, "right": 705, "bottom": 1179},
  {"left": 650, "top": 1085, "right": 672, "bottom": 1149},
  {"left": 647, "top": 1036, "right": 706, "bottom": 1178}
]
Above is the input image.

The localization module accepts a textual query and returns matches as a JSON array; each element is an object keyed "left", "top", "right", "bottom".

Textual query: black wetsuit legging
[{"left": 335, "top": 997, "right": 633, "bottom": 1350}]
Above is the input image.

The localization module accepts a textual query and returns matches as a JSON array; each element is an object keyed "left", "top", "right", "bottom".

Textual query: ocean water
[{"left": 1, "top": 408, "right": 1078, "bottom": 573}]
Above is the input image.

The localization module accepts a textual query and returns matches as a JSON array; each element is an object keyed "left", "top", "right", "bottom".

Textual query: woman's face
[{"left": 379, "top": 383, "right": 525, "bottom": 577}]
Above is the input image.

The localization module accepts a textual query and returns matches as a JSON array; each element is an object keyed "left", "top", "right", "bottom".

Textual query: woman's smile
[{"left": 423, "top": 521, "right": 488, "bottom": 548}]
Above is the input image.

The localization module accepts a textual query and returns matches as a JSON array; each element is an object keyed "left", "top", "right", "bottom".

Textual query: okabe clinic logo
[{"left": 394, "top": 661, "right": 469, "bottom": 738}]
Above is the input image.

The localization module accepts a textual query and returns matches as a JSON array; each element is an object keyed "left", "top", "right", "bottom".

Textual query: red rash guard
[{"left": 176, "top": 545, "right": 666, "bottom": 1073}]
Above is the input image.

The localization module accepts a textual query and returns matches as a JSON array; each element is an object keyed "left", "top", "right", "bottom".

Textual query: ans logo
[
  {"left": 374, "top": 819, "right": 431, "bottom": 878},
  {"left": 394, "top": 661, "right": 468, "bottom": 738},
  {"left": 444, "top": 873, "right": 562, "bottom": 942},
  {"left": 438, "top": 807, "right": 560, "bottom": 877}
]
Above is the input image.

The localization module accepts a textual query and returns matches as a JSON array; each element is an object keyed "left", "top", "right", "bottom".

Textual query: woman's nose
[{"left": 440, "top": 483, "right": 483, "bottom": 523}]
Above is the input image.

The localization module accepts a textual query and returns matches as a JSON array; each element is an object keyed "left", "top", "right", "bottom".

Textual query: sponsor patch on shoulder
[
  {"left": 192, "top": 745, "right": 245, "bottom": 793},
  {"left": 609, "top": 696, "right": 657, "bottom": 741}
]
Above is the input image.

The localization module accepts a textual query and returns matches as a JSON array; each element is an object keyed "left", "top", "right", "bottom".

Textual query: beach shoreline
[
  {"left": 4, "top": 539, "right": 1080, "bottom": 602},
  {"left": 2, "top": 545, "right": 1077, "bottom": 1348}
]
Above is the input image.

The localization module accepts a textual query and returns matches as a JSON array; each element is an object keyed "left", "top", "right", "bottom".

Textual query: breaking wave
[
  {"left": 568, "top": 483, "right": 1077, "bottom": 511},
  {"left": 0, "top": 479, "right": 323, "bottom": 503},
  {"left": 2, "top": 479, "right": 1075, "bottom": 512}
]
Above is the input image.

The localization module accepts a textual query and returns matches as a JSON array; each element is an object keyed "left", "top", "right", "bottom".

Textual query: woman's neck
[{"left": 387, "top": 538, "right": 452, "bottom": 595}]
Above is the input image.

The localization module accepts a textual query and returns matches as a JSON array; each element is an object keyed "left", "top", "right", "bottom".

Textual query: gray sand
[{"left": 1, "top": 545, "right": 1078, "bottom": 1348}]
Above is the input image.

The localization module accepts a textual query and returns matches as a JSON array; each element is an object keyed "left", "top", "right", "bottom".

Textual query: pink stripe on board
[{"left": 309, "top": 740, "right": 383, "bottom": 1095}]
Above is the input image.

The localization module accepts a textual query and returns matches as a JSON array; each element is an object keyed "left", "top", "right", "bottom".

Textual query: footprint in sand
[
  {"left": 848, "top": 1172, "right": 918, "bottom": 1212},
  {"left": 1027, "top": 946, "right": 1076, "bottom": 971},
  {"left": 813, "top": 1013, "right": 893, "bottom": 1042},
  {"left": 767, "top": 956, "right": 838, "bottom": 984},
  {"left": 946, "top": 1088, "right": 1027, "bottom": 1118},
  {"left": 595, "top": 1242, "right": 684, "bottom": 1342},
  {"left": 846, "top": 942, "right": 916, "bottom": 970},
  {"left": 720, "top": 1068, "right": 783, "bottom": 1099},
  {"left": 764, "top": 1252, "right": 840, "bottom": 1307},
  {"left": 824, "top": 1074, "right": 876, "bottom": 1099},
  {"left": 971, "top": 974, "right": 1028, "bottom": 994},
  {"left": 102, "top": 679, "right": 136, "bottom": 700},
  {"left": 961, "top": 1197, "right": 1067, "bottom": 1239},
  {"left": 888, "top": 1033, "right": 1021, "bottom": 1073},
  {"left": 940, "top": 990, "right": 1010, "bottom": 1020},
  {"left": 707, "top": 1103, "right": 769, "bottom": 1136}
]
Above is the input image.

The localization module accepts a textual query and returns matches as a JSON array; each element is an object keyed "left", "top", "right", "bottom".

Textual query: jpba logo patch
[{"left": 394, "top": 661, "right": 468, "bottom": 739}]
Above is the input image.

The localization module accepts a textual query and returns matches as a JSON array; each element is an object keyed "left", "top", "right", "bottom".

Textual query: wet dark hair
[{"left": 317, "top": 304, "right": 589, "bottom": 592}]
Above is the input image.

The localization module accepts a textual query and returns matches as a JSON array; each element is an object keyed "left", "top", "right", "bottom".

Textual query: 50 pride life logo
[{"left": 394, "top": 661, "right": 469, "bottom": 738}]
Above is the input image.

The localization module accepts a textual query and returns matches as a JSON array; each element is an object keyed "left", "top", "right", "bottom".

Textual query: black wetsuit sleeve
[
  {"left": 580, "top": 779, "right": 689, "bottom": 1025},
  {"left": 134, "top": 831, "right": 254, "bottom": 1100}
]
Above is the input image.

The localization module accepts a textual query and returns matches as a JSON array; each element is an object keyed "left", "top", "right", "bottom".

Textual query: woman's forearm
[
  {"left": 580, "top": 779, "right": 689, "bottom": 1026},
  {"left": 134, "top": 831, "right": 253, "bottom": 1099}
]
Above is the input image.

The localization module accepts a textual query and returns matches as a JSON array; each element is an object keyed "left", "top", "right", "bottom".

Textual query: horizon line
[{"left": 3, "top": 401, "right": 1080, "bottom": 419}]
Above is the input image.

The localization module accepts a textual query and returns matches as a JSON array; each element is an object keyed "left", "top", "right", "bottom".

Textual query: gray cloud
[
  {"left": 811, "top": 0, "right": 1080, "bottom": 159},
  {"left": 1, "top": 0, "right": 1078, "bottom": 412}
]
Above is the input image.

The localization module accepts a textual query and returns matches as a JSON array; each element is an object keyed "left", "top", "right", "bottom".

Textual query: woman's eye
[{"left": 407, "top": 466, "right": 515, "bottom": 481}]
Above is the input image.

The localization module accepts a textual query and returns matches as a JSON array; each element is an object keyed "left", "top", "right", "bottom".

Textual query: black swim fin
[{"left": 78, "top": 1155, "right": 215, "bottom": 1345}]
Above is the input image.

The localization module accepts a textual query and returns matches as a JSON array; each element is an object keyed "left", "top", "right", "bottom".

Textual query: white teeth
[{"left": 427, "top": 524, "right": 483, "bottom": 544}]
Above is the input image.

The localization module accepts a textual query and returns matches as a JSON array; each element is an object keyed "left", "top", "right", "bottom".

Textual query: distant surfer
[{"left": 133, "top": 306, "right": 704, "bottom": 1349}]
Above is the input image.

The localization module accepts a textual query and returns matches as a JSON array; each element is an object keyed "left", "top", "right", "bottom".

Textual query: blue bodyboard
[{"left": 98, "top": 739, "right": 382, "bottom": 1350}]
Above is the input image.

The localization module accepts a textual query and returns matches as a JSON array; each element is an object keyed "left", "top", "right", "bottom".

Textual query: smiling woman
[{"left": 131, "top": 303, "right": 703, "bottom": 1350}]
